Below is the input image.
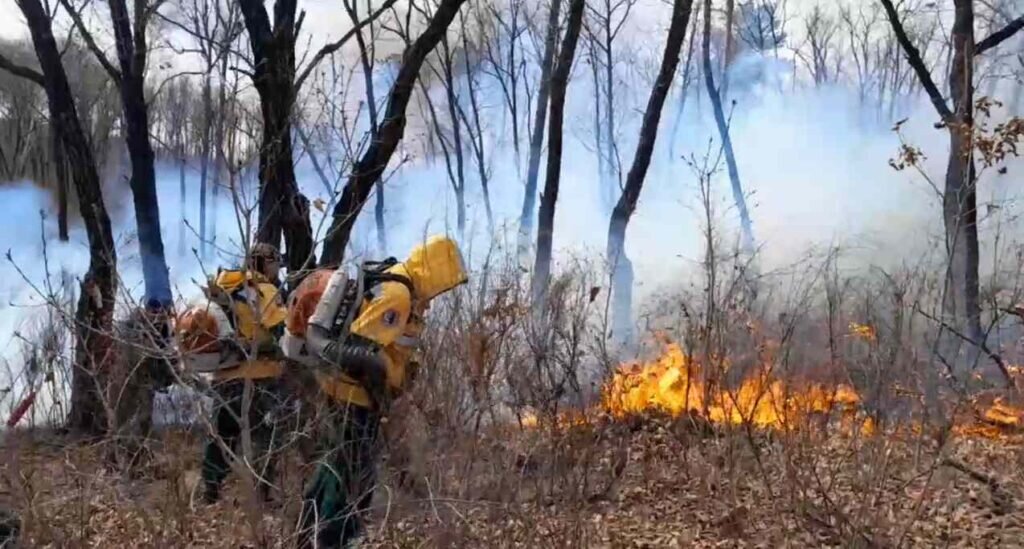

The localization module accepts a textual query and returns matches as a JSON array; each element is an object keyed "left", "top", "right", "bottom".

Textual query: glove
[{"left": 320, "top": 339, "right": 392, "bottom": 412}]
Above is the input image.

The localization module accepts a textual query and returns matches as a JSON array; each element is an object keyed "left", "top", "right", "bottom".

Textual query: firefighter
[
  {"left": 198, "top": 243, "right": 290, "bottom": 504},
  {"left": 295, "top": 235, "right": 468, "bottom": 548}
]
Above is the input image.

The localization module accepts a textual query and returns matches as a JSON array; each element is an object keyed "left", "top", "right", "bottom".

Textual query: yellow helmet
[{"left": 402, "top": 235, "right": 468, "bottom": 300}]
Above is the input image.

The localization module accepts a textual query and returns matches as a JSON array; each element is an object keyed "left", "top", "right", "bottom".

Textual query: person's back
[
  {"left": 291, "top": 235, "right": 468, "bottom": 548},
  {"left": 177, "top": 243, "right": 292, "bottom": 504}
]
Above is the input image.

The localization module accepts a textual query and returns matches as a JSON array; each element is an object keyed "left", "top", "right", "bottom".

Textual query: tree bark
[
  {"left": 878, "top": 0, "right": 1024, "bottom": 384},
  {"left": 345, "top": 0, "right": 388, "bottom": 255},
  {"left": 53, "top": 133, "right": 69, "bottom": 241},
  {"left": 516, "top": 0, "right": 562, "bottom": 262},
  {"left": 439, "top": 38, "right": 468, "bottom": 238},
  {"left": 945, "top": 0, "right": 981, "bottom": 368},
  {"left": 10, "top": 0, "right": 118, "bottom": 434},
  {"left": 607, "top": 0, "right": 694, "bottom": 344},
  {"left": 703, "top": 0, "right": 754, "bottom": 256},
  {"left": 199, "top": 73, "right": 213, "bottom": 259},
  {"left": 319, "top": 0, "right": 470, "bottom": 266},
  {"left": 239, "top": 0, "right": 315, "bottom": 276},
  {"left": 531, "top": 0, "right": 585, "bottom": 303},
  {"left": 108, "top": 0, "right": 173, "bottom": 308}
]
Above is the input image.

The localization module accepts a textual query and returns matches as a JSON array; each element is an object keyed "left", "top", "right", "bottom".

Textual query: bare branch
[
  {"left": 0, "top": 52, "right": 45, "bottom": 86},
  {"left": 57, "top": 0, "right": 123, "bottom": 83},
  {"left": 975, "top": 14, "right": 1024, "bottom": 55},
  {"left": 294, "top": 0, "right": 400, "bottom": 91},
  {"left": 878, "top": 0, "right": 953, "bottom": 122}
]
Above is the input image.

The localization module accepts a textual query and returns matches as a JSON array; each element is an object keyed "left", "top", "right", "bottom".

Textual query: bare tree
[
  {"left": 162, "top": 0, "right": 242, "bottom": 259},
  {"left": 320, "top": 0, "right": 471, "bottom": 266},
  {"left": 606, "top": 0, "right": 695, "bottom": 344},
  {"left": 798, "top": 4, "right": 840, "bottom": 86},
  {"left": 585, "top": 0, "right": 636, "bottom": 213},
  {"left": 343, "top": 0, "right": 389, "bottom": 254},
  {"left": 62, "top": 0, "right": 174, "bottom": 308},
  {"left": 479, "top": 0, "right": 527, "bottom": 168},
  {"left": 736, "top": 0, "right": 786, "bottom": 55},
  {"left": 458, "top": 7, "right": 496, "bottom": 234},
  {"left": 879, "top": 0, "right": 1024, "bottom": 382},
  {"left": 531, "top": 0, "right": 585, "bottom": 303},
  {"left": 703, "top": 0, "right": 754, "bottom": 255},
  {"left": 516, "top": 0, "right": 562, "bottom": 263},
  {"left": 236, "top": 0, "right": 396, "bottom": 276},
  {"left": 1, "top": 0, "right": 117, "bottom": 434}
]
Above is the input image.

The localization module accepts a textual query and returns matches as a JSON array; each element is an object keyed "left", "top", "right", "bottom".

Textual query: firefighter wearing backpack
[
  {"left": 287, "top": 235, "right": 467, "bottom": 549},
  {"left": 188, "top": 243, "right": 290, "bottom": 504}
]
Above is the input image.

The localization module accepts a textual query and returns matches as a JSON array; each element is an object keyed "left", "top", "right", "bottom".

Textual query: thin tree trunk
[
  {"left": 516, "top": 0, "right": 562, "bottom": 262},
  {"left": 607, "top": 0, "right": 694, "bottom": 345},
  {"left": 703, "top": 0, "right": 754, "bottom": 256},
  {"left": 668, "top": 1, "right": 700, "bottom": 155},
  {"left": 178, "top": 150, "right": 186, "bottom": 256},
  {"left": 946, "top": 0, "right": 981, "bottom": 374},
  {"left": 459, "top": 9, "right": 495, "bottom": 234},
  {"left": 320, "top": 0, "right": 469, "bottom": 266},
  {"left": 199, "top": 74, "right": 213, "bottom": 259},
  {"left": 9, "top": 0, "right": 118, "bottom": 434},
  {"left": 102, "top": 0, "right": 173, "bottom": 308},
  {"left": 346, "top": 0, "right": 387, "bottom": 255},
  {"left": 54, "top": 133, "right": 69, "bottom": 241},
  {"left": 440, "top": 39, "right": 468, "bottom": 238},
  {"left": 532, "top": 0, "right": 585, "bottom": 303},
  {"left": 720, "top": 0, "right": 735, "bottom": 100},
  {"left": 589, "top": 37, "right": 608, "bottom": 212}
]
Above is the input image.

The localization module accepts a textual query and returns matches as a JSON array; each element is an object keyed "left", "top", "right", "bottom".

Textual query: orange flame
[{"left": 601, "top": 342, "right": 871, "bottom": 434}]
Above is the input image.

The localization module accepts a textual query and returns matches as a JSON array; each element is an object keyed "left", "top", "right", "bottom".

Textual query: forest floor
[{"left": 3, "top": 412, "right": 1024, "bottom": 548}]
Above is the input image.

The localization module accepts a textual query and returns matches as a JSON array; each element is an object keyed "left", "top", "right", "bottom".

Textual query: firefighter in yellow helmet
[
  {"left": 296, "top": 235, "right": 468, "bottom": 548},
  {"left": 199, "top": 242, "right": 290, "bottom": 504}
]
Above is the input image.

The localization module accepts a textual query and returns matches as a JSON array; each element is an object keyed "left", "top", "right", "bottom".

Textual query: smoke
[{"left": 2, "top": 46, "right": 1024, "bottom": 419}]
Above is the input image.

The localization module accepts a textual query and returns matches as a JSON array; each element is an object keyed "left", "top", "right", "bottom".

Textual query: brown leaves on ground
[{"left": 2, "top": 417, "right": 1023, "bottom": 548}]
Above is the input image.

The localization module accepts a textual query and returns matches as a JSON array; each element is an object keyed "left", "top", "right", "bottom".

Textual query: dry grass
[{"left": 3, "top": 411, "right": 1023, "bottom": 548}]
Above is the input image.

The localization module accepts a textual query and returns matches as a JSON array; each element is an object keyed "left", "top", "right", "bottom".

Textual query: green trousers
[
  {"left": 298, "top": 403, "right": 381, "bottom": 549},
  {"left": 200, "top": 378, "right": 289, "bottom": 503}
]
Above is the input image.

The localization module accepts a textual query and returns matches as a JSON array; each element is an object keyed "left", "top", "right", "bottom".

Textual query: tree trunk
[
  {"left": 607, "top": 0, "right": 694, "bottom": 345},
  {"left": 668, "top": 1, "right": 700, "bottom": 155},
  {"left": 589, "top": 37, "right": 608, "bottom": 212},
  {"left": 440, "top": 39, "right": 468, "bottom": 238},
  {"left": 459, "top": 9, "right": 494, "bottom": 234},
  {"left": 178, "top": 152, "right": 186, "bottom": 256},
  {"left": 532, "top": 0, "right": 585, "bottom": 303},
  {"left": 14, "top": 0, "right": 118, "bottom": 434},
  {"left": 720, "top": 0, "right": 735, "bottom": 100},
  {"left": 54, "top": 133, "right": 69, "bottom": 241},
  {"left": 946, "top": 0, "right": 981, "bottom": 373},
  {"left": 703, "top": 0, "right": 755, "bottom": 256},
  {"left": 319, "top": 0, "right": 469, "bottom": 267},
  {"left": 346, "top": 0, "right": 387, "bottom": 255},
  {"left": 108, "top": 0, "right": 173, "bottom": 308},
  {"left": 516, "top": 0, "right": 562, "bottom": 263},
  {"left": 239, "top": 0, "right": 315, "bottom": 276},
  {"left": 199, "top": 74, "right": 213, "bottom": 259}
]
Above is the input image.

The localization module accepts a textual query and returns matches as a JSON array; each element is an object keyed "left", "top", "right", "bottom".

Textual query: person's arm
[{"left": 315, "top": 282, "right": 412, "bottom": 409}]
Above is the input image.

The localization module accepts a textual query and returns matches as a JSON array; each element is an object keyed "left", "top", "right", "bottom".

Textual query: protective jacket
[
  {"left": 176, "top": 269, "right": 288, "bottom": 381},
  {"left": 312, "top": 236, "right": 467, "bottom": 409}
]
